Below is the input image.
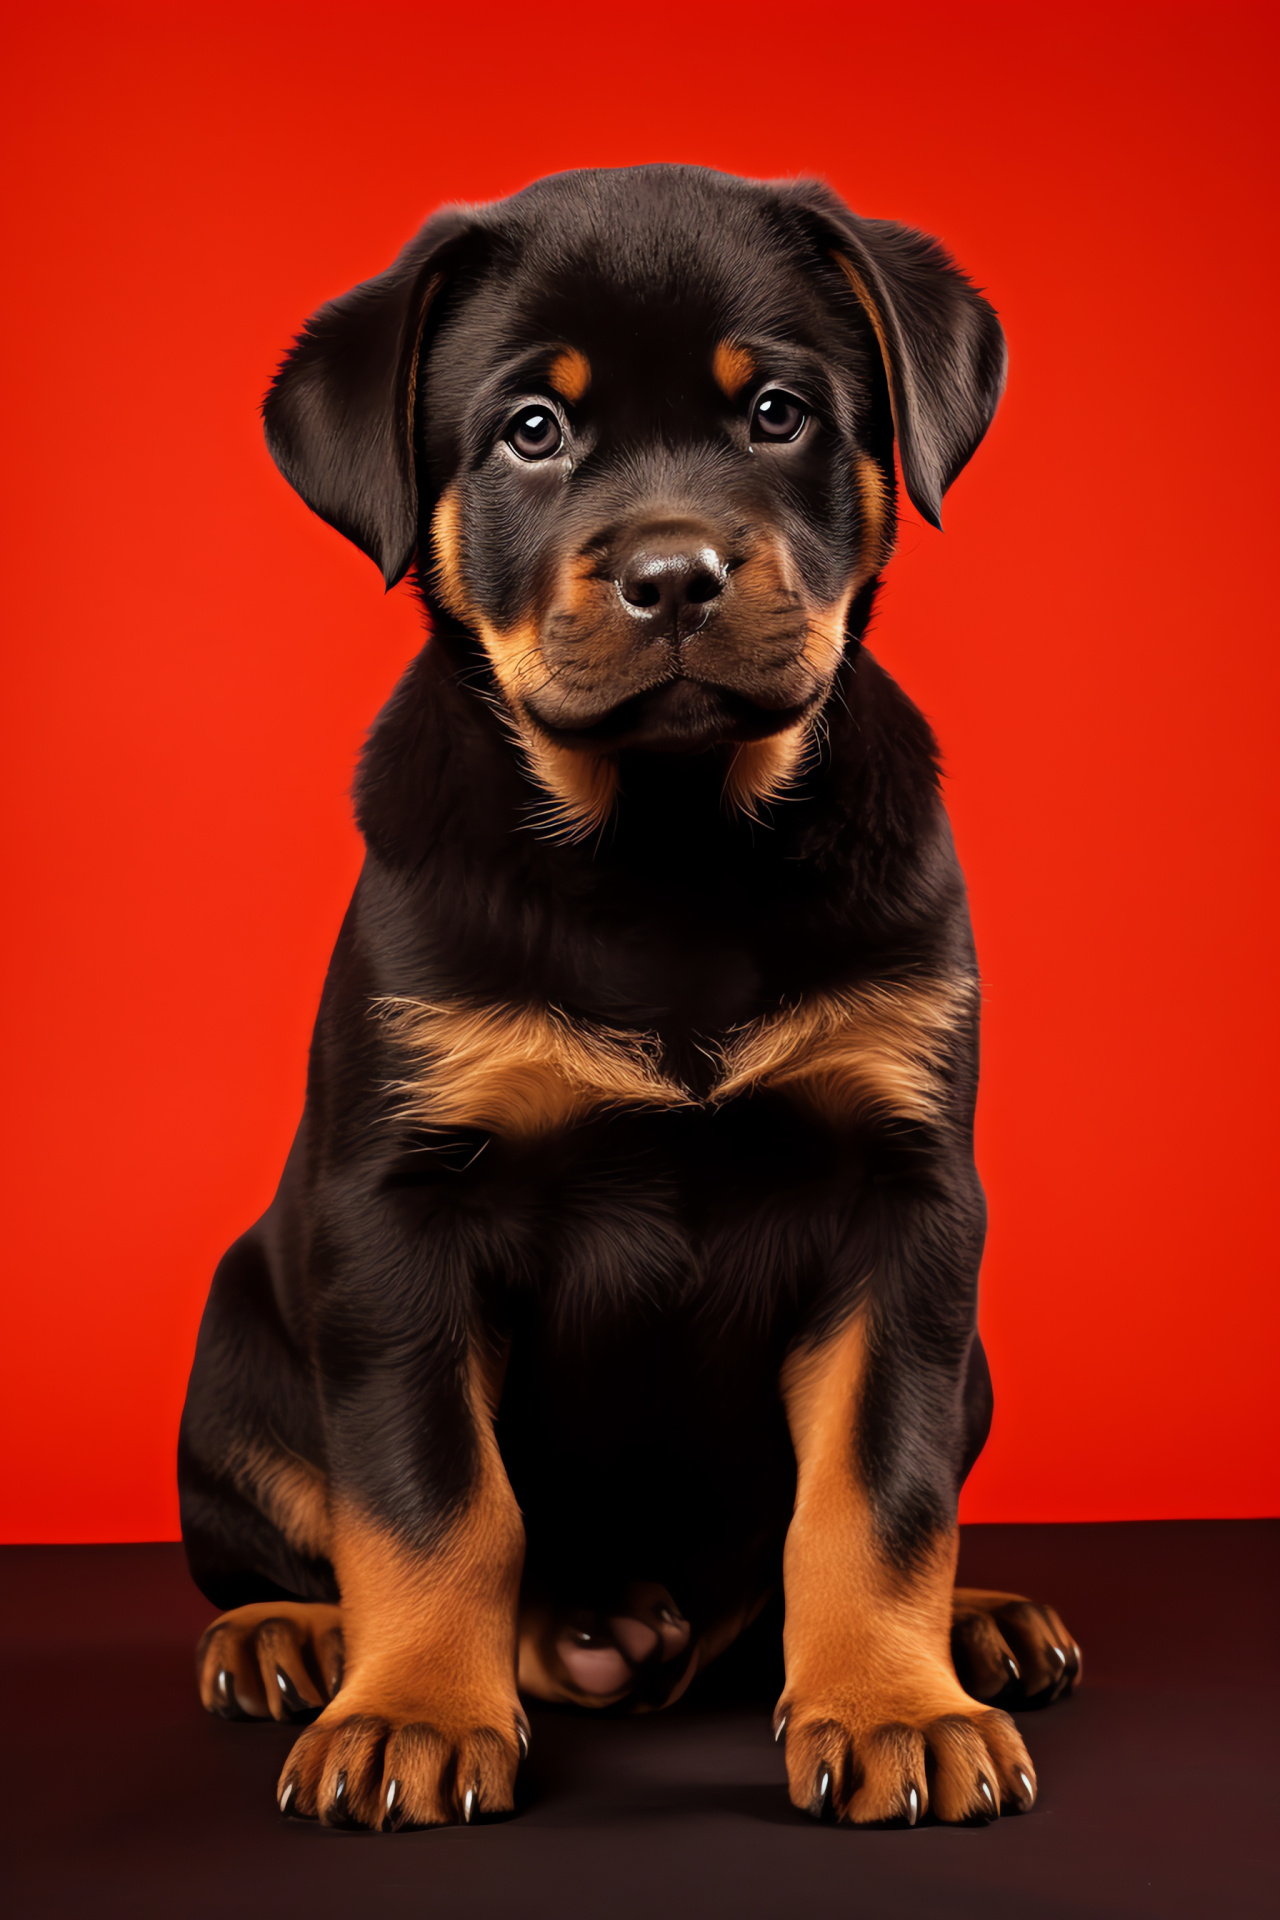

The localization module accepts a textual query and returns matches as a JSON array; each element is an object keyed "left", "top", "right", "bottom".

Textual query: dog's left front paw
[
  {"left": 277, "top": 1691, "right": 528, "bottom": 1830},
  {"left": 775, "top": 1688, "right": 1036, "bottom": 1826}
]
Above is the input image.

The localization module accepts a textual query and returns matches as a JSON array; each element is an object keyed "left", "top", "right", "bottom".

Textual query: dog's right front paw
[{"left": 277, "top": 1693, "right": 529, "bottom": 1830}]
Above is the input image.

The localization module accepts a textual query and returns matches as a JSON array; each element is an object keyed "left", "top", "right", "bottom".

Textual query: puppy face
[
  {"left": 422, "top": 179, "right": 892, "bottom": 775},
  {"left": 264, "top": 166, "right": 1005, "bottom": 834}
]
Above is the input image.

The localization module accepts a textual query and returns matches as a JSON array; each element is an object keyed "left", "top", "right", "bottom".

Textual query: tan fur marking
[
  {"left": 799, "top": 587, "right": 855, "bottom": 681},
  {"left": 780, "top": 1312, "right": 959, "bottom": 1714},
  {"left": 713, "top": 339, "right": 756, "bottom": 400},
  {"left": 429, "top": 485, "right": 472, "bottom": 623},
  {"left": 548, "top": 347, "right": 591, "bottom": 404},
  {"left": 468, "top": 609, "right": 622, "bottom": 842},
  {"left": 379, "top": 976, "right": 972, "bottom": 1141},
  {"left": 377, "top": 995, "right": 692, "bottom": 1140},
  {"left": 325, "top": 1355, "right": 525, "bottom": 1725},
  {"left": 722, "top": 723, "right": 812, "bottom": 819},
  {"left": 833, "top": 252, "right": 901, "bottom": 447},
  {"left": 716, "top": 976, "right": 976, "bottom": 1127},
  {"left": 853, "top": 454, "right": 892, "bottom": 584},
  {"left": 516, "top": 734, "right": 620, "bottom": 842},
  {"left": 234, "top": 1444, "right": 332, "bottom": 1560}
]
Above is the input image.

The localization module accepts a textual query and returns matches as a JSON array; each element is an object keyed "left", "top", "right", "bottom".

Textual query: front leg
[
  {"left": 776, "top": 1172, "right": 1036, "bottom": 1826},
  {"left": 280, "top": 1333, "right": 527, "bottom": 1830}
]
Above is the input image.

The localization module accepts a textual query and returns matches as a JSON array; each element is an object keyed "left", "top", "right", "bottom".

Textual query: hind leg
[
  {"left": 952, "top": 1588, "right": 1082, "bottom": 1706},
  {"left": 198, "top": 1601, "right": 344, "bottom": 1722}
]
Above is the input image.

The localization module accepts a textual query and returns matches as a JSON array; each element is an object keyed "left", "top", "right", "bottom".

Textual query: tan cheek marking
[
  {"left": 234, "top": 1445, "right": 332, "bottom": 1561},
  {"left": 722, "top": 724, "right": 812, "bottom": 820},
  {"left": 780, "top": 1315, "right": 959, "bottom": 1717},
  {"left": 548, "top": 347, "right": 591, "bottom": 404},
  {"left": 375, "top": 994, "right": 692, "bottom": 1140},
  {"left": 715, "top": 976, "right": 977, "bottom": 1126},
  {"left": 853, "top": 454, "right": 893, "bottom": 584},
  {"left": 472, "top": 605, "right": 622, "bottom": 842},
  {"left": 713, "top": 339, "right": 756, "bottom": 400},
  {"left": 800, "top": 586, "right": 855, "bottom": 680},
  {"left": 429, "top": 485, "right": 472, "bottom": 623}
]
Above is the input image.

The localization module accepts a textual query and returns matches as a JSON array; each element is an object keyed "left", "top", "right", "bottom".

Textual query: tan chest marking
[
  {"left": 713, "top": 976, "right": 977, "bottom": 1128},
  {"left": 377, "top": 995, "right": 693, "bottom": 1141},
  {"left": 378, "top": 975, "right": 972, "bottom": 1142}
]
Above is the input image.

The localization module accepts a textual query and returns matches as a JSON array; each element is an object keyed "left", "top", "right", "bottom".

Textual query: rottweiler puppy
[{"left": 180, "top": 163, "right": 1080, "bottom": 1832}]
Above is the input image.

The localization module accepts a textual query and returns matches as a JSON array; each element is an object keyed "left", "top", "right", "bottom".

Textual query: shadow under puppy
[{"left": 180, "top": 163, "right": 1080, "bottom": 1832}]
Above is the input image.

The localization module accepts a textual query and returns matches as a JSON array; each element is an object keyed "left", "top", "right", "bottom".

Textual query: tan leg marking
[
  {"left": 375, "top": 994, "right": 691, "bottom": 1140},
  {"left": 231, "top": 1443, "right": 331, "bottom": 1561},
  {"left": 713, "top": 339, "right": 756, "bottom": 400},
  {"left": 952, "top": 1587, "right": 1083, "bottom": 1703},
  {"left": 548, "top": 347, "right": 591, "bottom": 404},
  {"left": 778, "top": 1315, "right": 1035, "bottom": 1822},
  {"left": 715, "top": 975, "right": 977, "bottom": 1128},
  {"left": 277, "top": 1355, "right": 528, "bottom": 1829}
]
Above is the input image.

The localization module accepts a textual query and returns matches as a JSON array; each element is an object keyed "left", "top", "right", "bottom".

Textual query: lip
[{"left": 524, "top": 676, "right": 816, "bottom": 754}]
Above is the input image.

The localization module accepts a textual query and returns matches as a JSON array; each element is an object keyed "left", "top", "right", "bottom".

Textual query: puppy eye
[
  {"left": 506, "top": 404, "right": 565, "bottom": 461},
  {"left": 750, "top": 390, "right": 808, "bottom": 445}
]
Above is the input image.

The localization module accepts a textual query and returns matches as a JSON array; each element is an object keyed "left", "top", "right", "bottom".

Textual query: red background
[{"left": 2, "top": 2, "right": 1276, "bottom": 1543}]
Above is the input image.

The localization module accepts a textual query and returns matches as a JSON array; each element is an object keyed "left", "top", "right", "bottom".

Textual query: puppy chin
[{"left": 526, "top": 678, "right": 813, "bottom": 755}]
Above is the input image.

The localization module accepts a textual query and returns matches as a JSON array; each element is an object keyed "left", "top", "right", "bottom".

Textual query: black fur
[{"left": 182, "top": 164, "right": 1003, "bottom": 1639}]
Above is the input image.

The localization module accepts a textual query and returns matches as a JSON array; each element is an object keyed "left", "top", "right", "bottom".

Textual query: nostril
[
  {"left": 623, "top": 577, "right": 663, "bottom": 609},
  {"left": 686, "top": 565, "right": 725, "bottom": 605}
]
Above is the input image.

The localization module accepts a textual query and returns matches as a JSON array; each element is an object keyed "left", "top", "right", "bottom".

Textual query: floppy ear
[
  {"left": 780, "top": 181, "right": 1006, "bottom": 530},
  {"left": 263, "top": 207, "right": 475, "bottom": 588}
]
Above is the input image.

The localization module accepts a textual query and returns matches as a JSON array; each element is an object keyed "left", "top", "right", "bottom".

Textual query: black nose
[{"left": 616, "top": 536, "right": 728, "bottom": 636}]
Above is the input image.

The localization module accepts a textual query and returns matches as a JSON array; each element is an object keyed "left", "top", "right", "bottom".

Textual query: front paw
[
  {"left": 278, "top": 1692, "right": 529, "bottom": 1830},
  {"left": 775, "top": 1688, "right": 1036, "bottom": 1826}
]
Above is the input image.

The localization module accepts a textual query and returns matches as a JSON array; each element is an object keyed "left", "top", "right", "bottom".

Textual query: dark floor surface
[{"left": 6, "top": 1521, "right": 1278, "bottom": 1919}]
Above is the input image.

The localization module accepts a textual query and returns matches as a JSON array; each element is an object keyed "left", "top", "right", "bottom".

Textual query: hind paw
[
  {"left": 952, "top": 1587, "right": 1081, "bottom": 1707},
  {"left": 197, "top": 1600, "right": 344, "bottom": 1723}
]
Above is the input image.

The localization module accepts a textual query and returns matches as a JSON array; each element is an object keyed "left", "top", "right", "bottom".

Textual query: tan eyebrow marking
[
  {"left": 548, "top": 348, "right": 591, "bottom": 404},
  {"left": 713, "top": 340, "right": 757, "bottom": 400}
]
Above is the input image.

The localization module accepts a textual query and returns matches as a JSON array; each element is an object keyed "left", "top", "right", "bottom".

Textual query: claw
[
  {"left": 906, "top": 1784, "right": 919, "bottom": 1827},
  {"left": 977, "top": 1777, "right": 997, "bottom": 1821},
  {"left": 1015, "top": 1767, "right": 1037, "bottom": 1811},
  {"left": 812, "top": 1768, "right": 834, "bottom": 1821},
  {"left": 773, "top": 1713, "right": 788, "bottom": 1745},
  {"left": 463, "top": 1787, "right": 475, "bottom": 1824},
  {"left": 213, "top": 1668, "right": 246, "bottom": 1720},
  {"left": 274, "top": 1666, "right": 315, "bottom": 1722},
  {"left": 278, "top": 1778, "right": 296, "bottom": 1817}
]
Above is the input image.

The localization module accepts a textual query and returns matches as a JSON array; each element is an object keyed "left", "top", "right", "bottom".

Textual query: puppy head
[{"left": 265, "top": 166, "right": 1004, "bottom": 836}]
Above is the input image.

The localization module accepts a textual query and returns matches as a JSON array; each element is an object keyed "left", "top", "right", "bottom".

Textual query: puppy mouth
[{"left": 524, "top": 675, "right": 816, "bottom": 754}]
